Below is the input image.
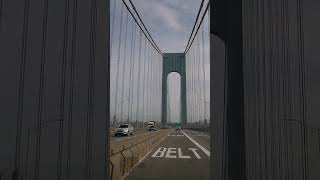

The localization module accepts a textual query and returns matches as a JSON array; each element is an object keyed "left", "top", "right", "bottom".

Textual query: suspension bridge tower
[{"left": 161, "top": 53, "right": 187, "bottom": 127}]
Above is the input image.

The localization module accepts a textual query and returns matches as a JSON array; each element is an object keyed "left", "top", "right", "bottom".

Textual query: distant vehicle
[
  {"left": 115, "top": 124, "right": 133, "bottom": 136},
  {"left": 175, "top": 123, "right": 181, "bottom": 130},
  {"left": 148, "top": 121, "right": 156, "bottom": 131}
]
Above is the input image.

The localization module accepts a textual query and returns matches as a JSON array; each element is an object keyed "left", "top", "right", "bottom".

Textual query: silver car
[{"left": 115, "top": 124, "right": 133, "bottom": 136}]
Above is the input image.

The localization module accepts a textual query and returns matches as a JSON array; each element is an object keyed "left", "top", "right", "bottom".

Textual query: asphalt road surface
[
  {"left": 182, "top": 129, "right": 210, "bottom": 150},
  {"left": 124, "top": 129, "right": 210, "bottom": 180},
  {"left": 110, "top": 128, "right": 158, "bottom": 142}
]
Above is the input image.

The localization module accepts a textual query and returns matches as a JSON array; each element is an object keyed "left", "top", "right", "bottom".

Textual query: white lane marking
[
  {"left": 165, "top": 148, "right": 177, "bottom": 158},
  {"left": 189, "top": 148, "right": 201, "bottom": 159},
  {"left": 151, "top": 147, "right": 200, "bottom": 159},
  {"left": 178, "top": 148, "right": 191, "bottom": 159},
  {"left": 151, "top": 147, "right": 167, "bottom": 158},
  {"left": 182, "top": 130, "right": 210, "bottom": 157},
  {"left": 167, "top": 134, "right": 184, "bottom": 137}
]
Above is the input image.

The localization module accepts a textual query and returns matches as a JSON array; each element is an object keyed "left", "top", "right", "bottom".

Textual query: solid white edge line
[
  {"left": 181, "top": 130, "right": 210, "bottom": 157},
  {"left": 121, "top": 131, "right": 171, "bottom": 180}
]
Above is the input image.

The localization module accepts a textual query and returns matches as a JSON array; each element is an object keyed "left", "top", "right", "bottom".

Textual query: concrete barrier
[
  {"left": 110, "top": 153, "right": 122, "bottom": 180},
  {"left": 110, "top": 129, "right": 172, "bottom": 180}
]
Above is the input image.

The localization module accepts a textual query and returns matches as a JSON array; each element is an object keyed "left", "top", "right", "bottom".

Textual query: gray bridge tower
[{"left": 161, "top": 53, "right": 187, "bottom": 127}]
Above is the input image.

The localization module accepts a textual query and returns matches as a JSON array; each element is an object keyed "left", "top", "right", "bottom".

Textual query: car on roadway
[{"left": 114, "top": 124, "right": 133, "bottom": 136}]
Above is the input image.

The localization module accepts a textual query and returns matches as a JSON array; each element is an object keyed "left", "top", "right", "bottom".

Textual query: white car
[{"left": 115, "top": 124, "right": 133, "bottom": 136}]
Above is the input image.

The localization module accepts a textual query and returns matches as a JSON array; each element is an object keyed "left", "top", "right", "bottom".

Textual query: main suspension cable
[
  {"left": 121, "top": 0, "right": 162, "bottom": 54},
  {"left": 184, "top": 0, "right": 205, "bottom": 53},
  {"left": 185, "top": 1, "right": 210, "bottom": 54},
  {"left": 127, "top": 0, "right": 162, "bottom": 54}
]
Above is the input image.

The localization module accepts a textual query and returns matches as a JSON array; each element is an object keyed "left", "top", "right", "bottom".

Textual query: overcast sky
[
  {"left": 110, "top": 0, "right": 210, "bottom": 124},
  {"left": 131, "top": 0, "right": 204, "bottom": 52}
]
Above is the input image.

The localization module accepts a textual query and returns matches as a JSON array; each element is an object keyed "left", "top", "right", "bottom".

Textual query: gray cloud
[{"left": 132, "top": 0, "right": 203, "bottom": 52}]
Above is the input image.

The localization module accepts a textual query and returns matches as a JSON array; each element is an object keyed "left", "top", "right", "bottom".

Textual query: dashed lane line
[{"left": 167, "top": 134, "right": 184, "bottom": 137}]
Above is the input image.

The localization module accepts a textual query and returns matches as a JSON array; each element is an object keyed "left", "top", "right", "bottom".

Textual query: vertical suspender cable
[
  {"left": 149, "top": 44, "right": 152, "bottom": 122},
  {"left": 190, "top": 49, "right": 192, "bottom": 124},
  {"left": 113, "top": 3, "right": 124, "bottom": 126},
  {"left": 120, "top": 10, "right": 129, "bottom": 123},
  {"left": 189, "top": 52, "right": 192, "bottom": 125},
  {"left": 117, "top": 0, "right": 163, "bottom": 128},
  {"left": 158, "top": 53, "right": 161, "bottom": 123},
  {"left": 194, "top": 39, "right": 199, "bottom": 124},
  {"left": 145, "top": 43, "right": 149, "bottom": 122},
  {"left": 150, "top": 49, "right": 154, "bottom": 122},
  {"left": 110, "top": 0, "right": 117, "bottom": 56},
  {"left": 146, "top": 43, "right": 151, "bottom": 122},
  {"left": 135, "top": 30, "right": 142, "bottom": 128},
  {"left": 201, "top": 21, "right": 207, "bottom": 121},
  {"left": 167, "top": 73, "right": 171, "bottom": 124},
  {"left": 196, "top": 31, "right": 202, "bottom": 124},
  {"left": 151, "top": 49, "right": 155, "bottom": 122},
  {"left": 191, "top": 47, "right": 196, "bottom": 124},
  {"left": 128, "top": 20, "right": 136, "bottom": 124},
  {"left": 187, "top": 52, "right": 190, "bottom": 125},
  {"left": 141, "top": 37, "right": 147, "bottom": 125}
]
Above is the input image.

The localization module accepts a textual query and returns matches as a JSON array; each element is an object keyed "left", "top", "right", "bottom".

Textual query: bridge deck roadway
[{"left": 124, "top": 129, "right": 210, "bottom": 180}]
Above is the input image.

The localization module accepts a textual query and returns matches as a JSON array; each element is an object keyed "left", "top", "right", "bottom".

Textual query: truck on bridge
[{"left": 148, "top": 121, "right": 156, "bottom": 131}]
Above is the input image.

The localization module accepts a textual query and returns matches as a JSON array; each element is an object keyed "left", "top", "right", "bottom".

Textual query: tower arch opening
[{"left": 167, "top": 72, "right": 181, "bottom": 125}]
